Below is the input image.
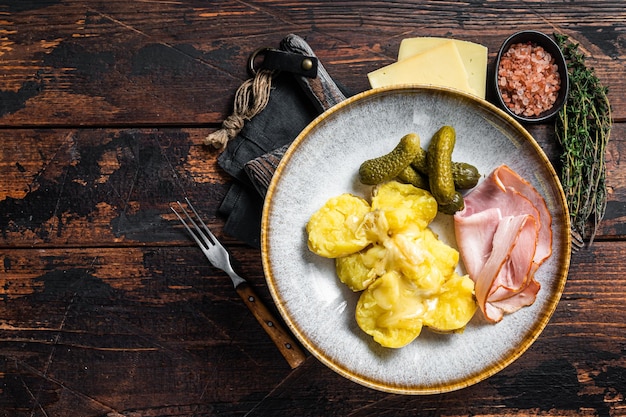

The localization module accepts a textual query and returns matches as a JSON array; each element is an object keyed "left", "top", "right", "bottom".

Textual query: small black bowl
[{"left": 492, "top": 30, "right": 569, "bottom": 124}]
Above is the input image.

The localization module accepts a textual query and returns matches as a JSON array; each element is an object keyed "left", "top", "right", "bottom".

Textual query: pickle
[
  {"left": 396, "top": 166, "right": 429, "bottom": 190},
  {"left": 359, "top": 133, "right": 421, "bottom": 185},
  {"left": 411, "top": 148, "right": 480, "bottom": 190},
  {"left": 427, "top": 126, "right": 456, "bottom": 204},
  {"left": 410, "top": 148, "right": 429, "bottom": 173},
  {"left": 438, "top": 191, "right": 465, "bottom": 215},
  {"left": 452, "top": 162, "right": 480, "bottom": 189}
]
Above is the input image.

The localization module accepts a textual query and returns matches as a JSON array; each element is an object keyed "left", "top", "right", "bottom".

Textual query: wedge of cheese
[
  {"left": 398, "top": 37, "right": 488, "bottom": 99},
  {"left": 368, "top": 41, "right": 475, "bottom": 95}
]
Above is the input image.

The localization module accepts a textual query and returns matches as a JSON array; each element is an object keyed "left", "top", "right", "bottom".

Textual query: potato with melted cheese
[
  {"left": 336, "top": 244, "right": 387, "bottom": 291},
  {"left": 391, "top": 227, "right": 460, "bottom": 292},
  {"left": 306, "top": 193, "right": 372, "bottom": 258},
  {"left": 306, "top": 180, "right": 477, "bottom": 349},
  {"left": 355, "top": 271, "right": 424, "bottom": 348},
  {"left": 423, "top": 272, "right": 477, "bottom": 332},
  {"left": 371, "top": 181, "right": 438, "bottom": 232},
  {"left": 388, "top": 227, "right": 448, "bottom": 295}
]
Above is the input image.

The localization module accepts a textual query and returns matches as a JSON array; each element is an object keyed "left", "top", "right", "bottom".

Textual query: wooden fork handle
[{"left": 236, "top": 282, "right": 307, "bottom": 369}]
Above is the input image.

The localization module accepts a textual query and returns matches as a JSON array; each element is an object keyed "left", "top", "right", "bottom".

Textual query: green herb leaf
[{"left": 554, "top": 33, "right": 612, "bottom": 249}]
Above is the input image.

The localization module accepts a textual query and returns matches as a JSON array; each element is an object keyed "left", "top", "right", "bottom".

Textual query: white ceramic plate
[{"left": 261, "top": 86, "right": 571, "bottom": 394}]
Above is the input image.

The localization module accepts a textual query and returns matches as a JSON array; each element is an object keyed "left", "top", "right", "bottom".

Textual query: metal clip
[{"left": 247, "top": 47, "right": 318, "bottom": 78}]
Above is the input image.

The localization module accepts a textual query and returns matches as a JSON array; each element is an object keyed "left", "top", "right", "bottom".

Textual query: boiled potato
[
  {"left": 355, "top": 271, "right": 424, "bottom": 348},
  {"left": 336, "top": 244, "right": 387, "bottom": 291},
  {"left": 421, "top": 228, "right": 459, "bottom": 276},
  {"left": 423, "top": 273, "right": 477, "bottom": 332},
  {"left": 381, "top": 227, "right": 456, "bottom": 294},
  {"left": 306, "top": 193, "right": 371, "bottom": 258},
  {"left": 402, "top": 228, "right": 458, "bottom": 285},
  {"left": 306, "top": 180, "right": 477, "bottom": 349},
  {"left": 371, "top": 181, "right": 437, "bottom": 232}
]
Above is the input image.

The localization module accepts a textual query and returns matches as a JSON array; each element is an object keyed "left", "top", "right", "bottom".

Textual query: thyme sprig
[{"left": 554, "top": 33, "right": 612, "bottom": 249}]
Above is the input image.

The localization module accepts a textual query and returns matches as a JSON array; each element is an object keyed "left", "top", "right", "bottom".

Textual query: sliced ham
[
  {"left": 454, "top": 165, "right": 552, "bottom": 323},
  {"left": 473, "top": 214, "right": 539, "bottom": 323},
  {"left": 495, "top": 165, "right": 553, "bottom": 264},
  {"left": 453, "top": 207, "right": 502, "bottom": 280}
]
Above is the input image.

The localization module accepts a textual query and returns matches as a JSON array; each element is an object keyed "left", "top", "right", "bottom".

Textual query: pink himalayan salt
[{"left": 497, "top": 42, "right": 561, "bottom": 117}]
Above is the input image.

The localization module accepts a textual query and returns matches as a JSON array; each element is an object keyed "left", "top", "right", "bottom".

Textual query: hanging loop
[{"left": 247, "top": 47, "right": 318, "bottom": 78}]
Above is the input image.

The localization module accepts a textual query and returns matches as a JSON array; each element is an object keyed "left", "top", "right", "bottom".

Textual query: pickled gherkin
[
  {"left": 359, "top": 133, "right": 421, "bottom": 185},
  {"left": 379, "top": 127, "right": 481, "bottom": 215},
  {"left": 437, "top": 191, "right": 465, "bottom": 215},
  {"left": 427, "top": 126, "right": 457, "bottom": 205},
  {"left": 452, "top": 162, "right": 480, "bottom": 190},
  {"left": 396, "top": 165, "right": 429, "bottom": 190},
  {"left": 410, "top": 149, "right": 480, "bottom": 190}
]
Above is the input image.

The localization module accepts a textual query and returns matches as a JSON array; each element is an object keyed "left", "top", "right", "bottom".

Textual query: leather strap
[
  {"left": 248, "top": 47, "right": 318, "bottom": 78},
  {"left": 244, "top": 34, "right": 349, "bottom": 196}
]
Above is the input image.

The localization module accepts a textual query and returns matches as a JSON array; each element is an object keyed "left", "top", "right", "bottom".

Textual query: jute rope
[{"left": 204, "top": 69, "right": 275, "bottom": 150}]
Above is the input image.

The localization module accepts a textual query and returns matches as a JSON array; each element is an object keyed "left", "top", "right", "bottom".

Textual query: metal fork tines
[
  {"left": 171, "top": 198, "right": 306, "bottom": 369},
  {"left": 171, "top": 199, "right": 245, "bottom": 287}
]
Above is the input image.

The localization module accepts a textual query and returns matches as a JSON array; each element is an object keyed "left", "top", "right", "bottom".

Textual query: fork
[{"left": 171, "top": 198, "right": 306, "bottom": 369}]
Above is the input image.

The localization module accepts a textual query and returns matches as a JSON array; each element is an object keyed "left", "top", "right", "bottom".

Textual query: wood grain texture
[
  {"left": 0, "top": 244, "right": 624, "bottom": 416},
  {"left": 0, "top": 1, "right": 623, "bottom": 126},
  {"left": 1, "top": 1, "right": 625, "bottom": 416},
  {"left": 1, "top": 125, "right": 621, "bottom": 248},
  {"left": 235, "top": 282, "right": 308, "bottom": 369},
  {"left": 0, "top": 128, "right": 230, "bottom": 247}
]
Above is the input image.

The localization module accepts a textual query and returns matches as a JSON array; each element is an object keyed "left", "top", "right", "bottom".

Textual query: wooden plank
[
  {"left": 0, "top": 245, "right": 288, "bottom": 416},
  {"left": 0, "top": 1, "right": 623, "bottom": 126},
  {"left": 1, "top": 1, "right": 625, "bottom": 414},
  {"left": 0, "top": 128, "right": 231, "bottom": 247},
  {"left": 1, "top": 123, "right": 624, "bottom": 248},
  {"left": 0, "top": 0, "right": 272, "bottom": 126},
  {"left": 0, "top": 241, "right": 624, "bottom": 416}
]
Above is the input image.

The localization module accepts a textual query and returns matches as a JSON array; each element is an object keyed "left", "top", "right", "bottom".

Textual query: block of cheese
[
  {"left": 367, "top": 41, "right": 475, "bottom": 96},
  {"left": 398, "top": 37, "right": 488, "bottom": 99}
]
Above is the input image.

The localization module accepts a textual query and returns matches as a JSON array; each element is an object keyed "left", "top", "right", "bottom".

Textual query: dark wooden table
[{"left": 1, "top": 1, "right": 625, "bottom": 416}]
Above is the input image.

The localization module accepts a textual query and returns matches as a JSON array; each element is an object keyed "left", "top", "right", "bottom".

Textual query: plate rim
[{"left": 261, "top": 85, "right": 572, "bottom": 394}]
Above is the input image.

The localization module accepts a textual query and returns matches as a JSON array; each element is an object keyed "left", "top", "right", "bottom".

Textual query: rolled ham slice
[{"left": 454, "top": 165, "right": 552, "bottom": 323}]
